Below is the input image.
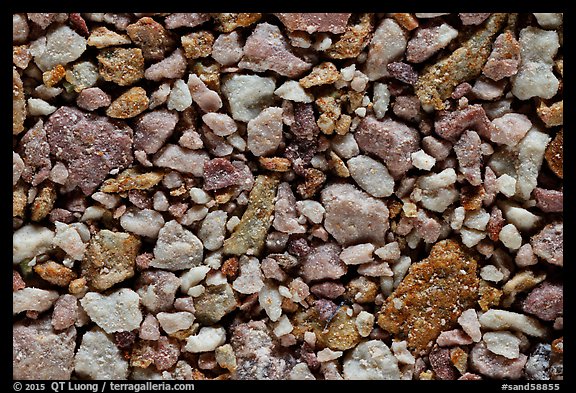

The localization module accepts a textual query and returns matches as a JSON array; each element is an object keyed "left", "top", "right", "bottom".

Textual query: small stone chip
[
  {"left": 299, "top": 62, "right": 340, "bottom": 88},
  {"left": 343, "top": 340, "right": 400, "bottom": 380},
  {"left": 97, "top": 47, "right": 144, "bottom": 86},
  {"left": 126, "top": 17, "right": 175, "bottom": 61},
  {"left": 82, "top": 229, "right": 140, "bottom": 291},
  {"left": 378, "top": 240, "right": 479, "bottom": 354},
  {"left": 106, "top": 87, "right": 149, "bottom": 119},
  {"left": 194, "top": 283, "right": 238, "bottom": 324},
  {"left": 80, "top": 288, "right": 143, "bottom": 333},
  {"left": 151, "top": 220, "right": 204, "bottom": 271},
  {"left": 101, "top": 168, "right": 163, "bottom": 193},
  {"left": 13, "top": 68, "right": 26, "bottom": 134},
  {"left": 223, "top": 174, "right": 280, "bottom": 256},
  {"left": 75, "top": 329, "right": 128, "bottom": 379},
  {"left": 544, "top": 129, "right": 563, "bottom": 179}
]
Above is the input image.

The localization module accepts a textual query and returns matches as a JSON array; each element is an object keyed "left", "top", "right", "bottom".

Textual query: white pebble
[
  {"left": 499, "top": 224, "right": 523, "bottom": 250},
  {"left": 411, "top": 149, "right": 436, "bottom": 170},
  {"left": 480, "top": 265, "right": 505, "bottom": 283},
  {"left": 184, "top": 326, "right": 226, "bottom": 353},
  {"left": 156, "top": 311, "right": 195, "bottom": 334},
  {"left": 496, "top": 174, "right": 517, "bottom": 197},
  {"left": 483, "top": 331, "right": 521, "bottom": 359},
  {"left": 273, "top": 314, "right": 293, "bottom": 337},
  {"left": 167, "top": 79, "right": 192, "bottom": 111},
  {"left": 27, "top": 98, "right": 57, "bottom": 116}
]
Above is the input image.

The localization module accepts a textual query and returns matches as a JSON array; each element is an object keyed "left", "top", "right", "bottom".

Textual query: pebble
[
  {"left": 80, "top": 288, "right": 142, "bottom": 333},
  {"left": 343, "top": 340, "right": 400, "bottom": 380},
  {"left": 74, "top": 329, "right": 128, "bottom": 379}
]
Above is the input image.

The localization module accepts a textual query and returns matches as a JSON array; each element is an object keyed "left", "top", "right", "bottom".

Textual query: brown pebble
[
  {"left": 106, "top": 87, "right": 149, "bottom": 119},
  {"left": 544, "top": 129, "right": 563, "bottom": 179},
  {"left": 97, "top": 47, "right": 145, "bottom": 86},
  {"left": 34, "top": 261, "right": 78, "bottom": 287},
  {"left": 221, "top": 257, "right": 239, "bottom": 279}
]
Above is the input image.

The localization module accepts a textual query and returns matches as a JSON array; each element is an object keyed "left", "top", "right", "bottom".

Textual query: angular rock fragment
[
  {"left": 378, "top": 240, "right": 479, "bottom": 354},
  {"left": 87, "top": 26, "right": 131, "bottom": 48},
  {"left": 13, "top": 317, "right": 76, "bottom": 380},
  {"left": 153, "top": 144, "right": 209, "bottom": 177},
  {"left": 247, "top": 107, "right": 284, "bottom": 157},
  {"left": 434, "top": 104, "right": 491, "bottom": 142},
  {"left": 222, "top": 74, "right": 275, "bottom": 122},
  {"left": 80, "top": 288, "right": 142, "bottom": 333},
  {"left": 13, "top": 224, "right": 54, "bottom": 264},
  {"left": 33, "top": 25, "right": 87, "bottom": 71},
  {"left": 194, "top": 283, "right": 237, "bottom": 325},
  {"left": 531, "top": 222, "right": 563, "bottom": 267},
  {"left": 470, "top": 342, "right": 527, "bottom": 379},
  {"left": 82, "top": 230, "right": 140, "bottom": 291},
  {"left": 107, "top": 87, "right": 149, "bottom": 119},
  {"left": 343, "top": 340, "right": 400, "bottom": 380},
  {"left": 136, "top": 270, "right": 180, "bottom": 314},
  {"left": 355, "top": 116, "right": 419, "bottom": 178},
  {"left": 478, "top": 309, "right": 546, "bottom": 337},
  {"left": 126, "top": 17, "right": 175, "bottom": 61},
  {"left": 321, "top": 183, "right": 389, "bottom": 246},
  {"left": 187, "top": 73, "right": 222, "bottom": 113},
  {"left": 75, "top": 329, "right": 128, "bottom": 379},
  {"left": 13, "top": 68, "right": 26, "bottom": 135},
  {"left": 213, "top": 13, "right": 262, "bottom": 33},
  {"left": 544, "top": 130, "right": 563, "bottom": 179},
  {"left": 212, "top": 31, "right": 243, "bottom": 66},
  {"left": 150, "top": 220, "right": 204, "bottom": 270},
  {"left": 364, "top": 18, "right": 406, "bottom": 81},
  {"left": 181, "top": 31, "right": 214, "bottom": 59},
  {"left": 144, "top": 48, "right": 187, "bottom": 82},
  {"left": 97, "top": 47, "right": 144, "bottom": 86},
  {"left": 13, "top": 287, "right": 59, "bottom": 315},
  {"left": 454, "top": 130, "right": 483, "bottom": 186},
  {"left": 239, "top": 23, "right": 311, "bottom": 78},
  {"left": 76, "top": 87, "right": 112, "bottom": 111},
  {"left": 415, "top": 13, "right": 508, "bottom": 111},
  {"left": 223, "top": 174, "right": 280, "bottom": 256},
  {"left": 18, "top": 120, "right": 52, "bottom": 186},
  {"left": 483, "top": 31, "right": 521, "bottom": 81},
  {"left": 300, "top": 243, "right": 346, "bottom": 282},
  {"left": 406, "top": 23, "right": 458, "bottom": 63}
]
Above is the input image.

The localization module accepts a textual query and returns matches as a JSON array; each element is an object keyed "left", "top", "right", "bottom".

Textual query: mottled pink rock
[
  {"left": 487, "top": 206, "right": 505, "bottom": 242},
  {"left": 136, "top": 270, "right": 180, "bottom": 314},
  {"left": 274, "top": 13, "right": 351, "bottom": 34},
  {"left": 13, "top": 270, "right": 25, "bottom": 291},
  {"left": 490, "top": 113, "right": 532, "bottom": 146},
  {"left": 49, "top": 208, "right": 74, "bottom": 224},
  {"left": 300, "top": 243, "right": 346, "bottom": 282},
  {"left": 144, "top": 48, "right": 187, "bottom": 81},
  {"left": 140, "top": 314, "right": 160, "bottom": 341},
  {"left": 69, "top": 13, "right": 89, "bottom": 36},
  {"left": 13, "top": 317, "right": 76, "bottom": 380},
  {"left": 436, "top": 329, "right": 474, "bottom": 347},
  {"left": 247, "top": 107, "right": 284, "bottom": 157},
  {"left": 458, "top": 373, "right": 483, "bottom": 380},
  {"left": 261, "top": 257, "right": 288, "bottom": 282},
  {"left": 355, "top": 116, "right": 419, "bottom": 179},
  {"left": 321, "top": 183, "right": 389, "bottom": 246},
  {"left": 522, "top": 281, "right": 563, "bottom": 321},
  {"left": 152, "top": 144, "right": 209, "bottom": 177},
  {"left": 212, "top": 31, "right": 244, "bottom": 66},
  {"left": 470, "top": 342, "right": 527, "bottom": 379},
  {"left": 471, "top": 78, "right": 507, "bottom": 100},
  {"left": 45, "top": 106, "right": 133, "bottom": 195},
  {"left": 422, "top": 136, "right": 452, "bottom": 161},
  {"left": 164, "top": 13, "right": 210, "bottom": 29},
  {"left": 459, "top": 13, "right": 491, "bottom": 25},
  {"left": 231, "top": 320, "right": 295, "bottom": 379},
  {"left": 454, "top": 130, "right": 483, "bottom": 186},
  {"left": 452, "top": 82, "right": 473, "bottom": 99},
  {"left": 387, "top": 62, "right": 418, "bottom": 85},
  {"left": 434, "top": 104, "right": 491, "bottom": 142},
  {"left": 203, "top": 158, "right": 243, "bottom": 191},
  {"left": 202, "top": 125, "right": 233, "bottom": 157},
  {"left": 18, "top": 120, "right": 52, "bottom": 186},
  {"left": 76, "top": 87, "right": 112, "bottom": 111},
  {"left": 202, "top": 113, "right": 237, "bottom": 137},
  {"left": 27, "top": 13, "right": 68, "bottom": 29},
  {"left": 429, "top": 346, "right": 458, "bottom": 380},
  {"left": 531, "top": 222, "right": 563, "bottom": 266},
  {"left": 187, "top": 74, "right": 222, "bottom": 113},
  {"left": 534, "top": 188, "right": 563, "bottom": 213},
  {"left": 483, "top": 166, "right": 498, "bottom": 207},
  {"left": 392, "top": 95, "right": 422, "bottom": 123},
  {"left": 310, "top": 281, "right": 346, "bottom": 299},
  {"left": 273, "top": 182, "right": 306, "bottom": 234},
  {"left": 483, "top": 31, "right": 521, "bottom": 81},
  {"left": 412, "top": 210, "right": 443, "bottom": 243},
  {"left": 134, "top": 110, "right": 178, "bottom": 154},
  {"left": 365, "top": 18, "right": 407, "bottom": 81},
  {"left": 406, "top": 23, "right": 458, "bottom": 63},
  {"left": 51, "top": 294, "right": 78, "bottom": 331},
  {"left": 239, "top": 23, "right": 312, "bottom": 78}
]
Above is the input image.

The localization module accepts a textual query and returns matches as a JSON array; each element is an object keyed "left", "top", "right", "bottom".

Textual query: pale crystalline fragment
[
  {"left": 180, "top": 265, "right": 211, "bottom": 293},
  {"left": 533, "top": 13, "right": 563, "bottom": 29},
  {"left": 364, "top": 18, "right": 407, "bottom": 81},
  {"left": 13, "top": 224, "right": 54, "bottom": 264},
  {"left": 417, "top": 169, "right": 459, "bottom": 213},
  {"left": 490, "top": 113, "right": 532, "bottom": 146},
  {"left": 391, "top": 340, "right": 415, "bottom": 365},
  {"left": 167, "top": 79, "right": 192, "bottom": 111},
  {"left": 212, "top": 31, "right": 243, "bottom": 66},
  {"left": 500, "top": 203, "right": 541, "bottom": 232},
  {"left": 480, "top": 265, "right": 505, "bottom": 283},
  {"left": 33, "top": 25, "right": 87, "bottom": 71},
  {"left": 456, "top": 308, "right": 482, "bottom": 343},
  {"left": 460, "top": 227, "right": 486, "bottom": 248},
  {"left": 512, "top": 27, "right": 560, "bottom": 100},
  {"left": 80, "top": 288, "right": 142, "bottom": 333},
  {"left": 499, "top": 224, "right": 523, "bottom": 250},
  {"left": 232, "top": 256, "right": 265, "bottom": 295},
  {"left": 13, "top": 287, "right": 59, "bottom": 315},
  {"left": 340, "top": 243, "right": 375, "bottom": 265},
  {"left": 295, "top": 200, "right": 325, "bottom": 224},
  {"left": 331, "top": 133, "right": 359, "bottom": 159},
  {"left": 273, "top": 315, "right": 293, "bottom": 337},
  {"left": 274, "top": 80, "right": 314, "bottom": 103},
  {"left": 347, "top": 155, "right": 395, "bottom": 198},
  {"left": 415, "top": 13, "right": 450, "bottom": 18},
  {"left": 184, "top": 326, "right": 226, "bottom": 353},
  {"left": 27, "top": 98, "right": 57, "bottom": 116},
  {"left": 187, "top": 73, "right": 222, "bottom": 113},
  {"left": 120, "top": 208, "right": 165, "bottom": 238},
  {"left": 483, "top": 331, "right": 521, "bottom": 359},
  {"left": 199, "top": 210, "right": 228, "bottom": 251},
  {"left": 202, "top": 113, "right": 237, "bottom": 137},
  {"left": 343, "top": 340, "right": 401, "bottom": 380},
  {"left": 74, "top": 329, "right": 128, "bottom": 379},
  {"left": 150, "top": 220, "right": 204, "bottom": 270},
  {"left": 222, "top": 74, "right": 276, "bottom": 122},
  {"left": 53, "top": 221, "right": 86, "bottom": 260},
  {"left": 406, "top": 23, "right": 458, "bottom": 63},
  {"left": 258, "top": 281, "right": 283, "bottom": 322},
  {"left": 355, "top": 311, "right": 375, "bottom": 338},
  {"left": 189, "top": 187, "right": 212, "bottom": 204},
  {"left": 464, "top": 209, "right": 490, "bottom": 231},
  {"left": 496, "top": 174, "right": 517, "bottom": 197},
  {"left": 411, "top": 149, "right": 436, "bottom": 170},
  {"left": 479, "top": 309, "right": 547, "bottom": 337},
  {"left": 156, "top": 312, "right": 195, "bottom": 334},
  {"left": 375, "top": 242, "right": 401, "bottom": 261},
  {"left": 372, "top": 83, "right": 391, "bottom": 119},
  {"left": 153, "top": 144, "right": 209, "bottom": 177},
  {"left": 289, "top": 363, "right": 316, "bottom": 380},
  {"left": 515, "top": 128, "right": 551, "bottom": 200},
  {"left": 317, "top": 348, "right": 343, "bottom": 362},
  {"left": 247, "top": 107, "right": 284, "bottom": 156}
]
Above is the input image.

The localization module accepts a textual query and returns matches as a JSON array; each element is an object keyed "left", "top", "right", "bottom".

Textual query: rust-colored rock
[
  {"left": 212, "top": 13, "right": 262, "bottom": 32},
  {"left": 100, "top": 168, "right": 163, "bottom": 193},
  {"left": 544, "top": 129, "right": 563, "bottom": 179},
  {"left": 377, "top": 239, "right": 479, "bottom": 354},
  {"left": 34, "top": 261, "right": 77, "bottom": 287}
]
